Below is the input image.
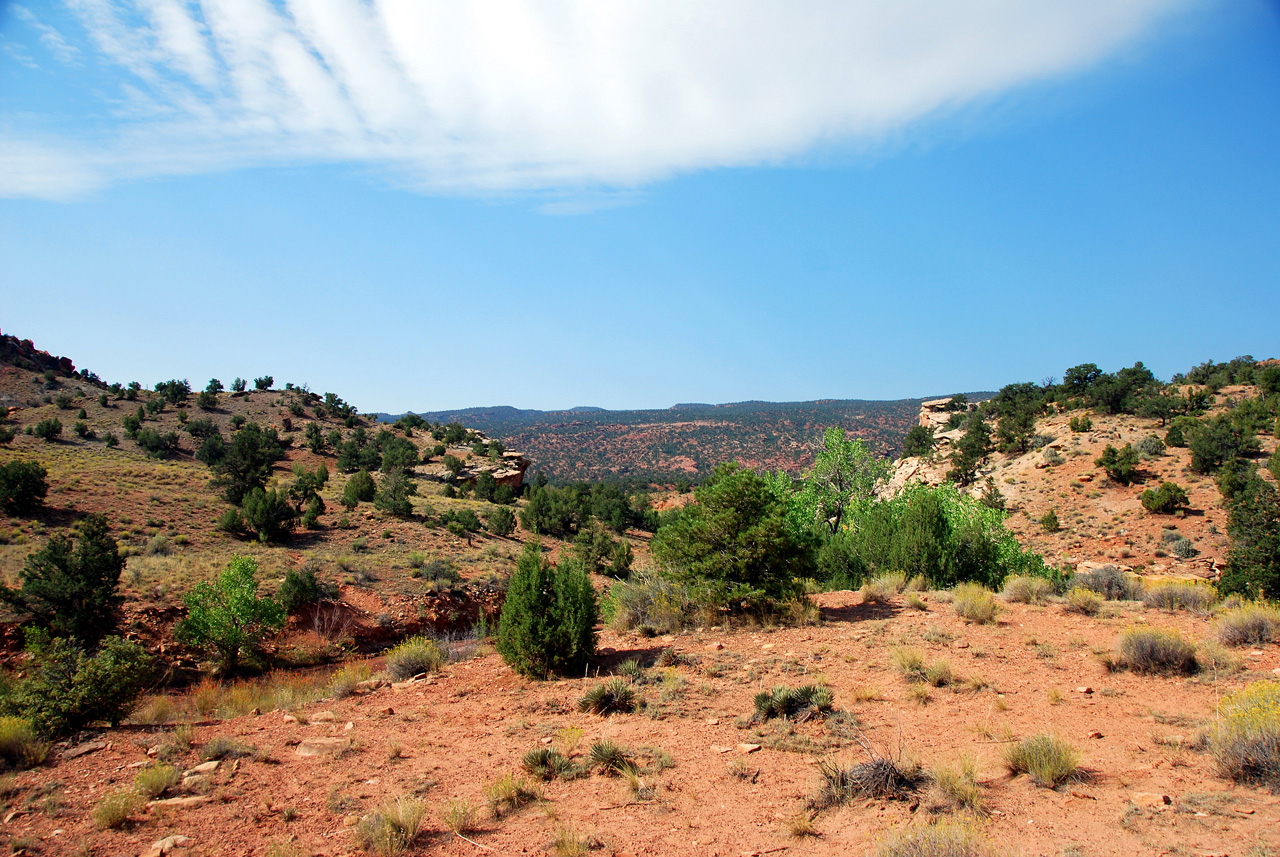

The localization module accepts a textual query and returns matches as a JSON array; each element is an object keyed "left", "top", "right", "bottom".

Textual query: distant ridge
[{"left": 377, "top": 393, "right": 993, "bottom": 483}]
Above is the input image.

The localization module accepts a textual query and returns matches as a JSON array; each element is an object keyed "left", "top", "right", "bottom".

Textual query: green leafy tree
[
  {"left": 798, "top": 427, "right": 891, "bottom": 536},
  {"left": 651, "top": 462, "right": 815, "bottom": 611},
  {"left": 474, "top": 472, "right": 497, "bottom": 502},
  {"left": 341, "top": 470, "right": 377, "bottom": 509},
  {"left": 135, "top": 427, "right": 180, "bottom": 459},
  {"left": 0, "top": 513, "right": 123, "bottom": 646},
  {"left": 253, "top": 376, "right": 273, "bottom": 391},
  {"left": 175, "top": 555, "right": 287, "bottom": 674},
  {"left": 1095, "top": 444, "right": 1140, "bottom": 484},
  {"left": 1187, "top": 414, "right": 1260, "bottom": 474},
  {"left": 0, "top": 461, "right": 48, "bottom": 515},
  {"left": 379, "top": 436, "right": 418, "bottom": 472},
  {"left": 231, "top": 377, "right": 247, "bottom": 393},
  {"left": 496, "top": 542, "right": 597, "bottom": 679}
]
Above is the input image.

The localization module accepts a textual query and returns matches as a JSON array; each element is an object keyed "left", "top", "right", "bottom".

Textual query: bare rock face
[{"left": 296, "top": 737, "right": 352, "bottom": 757}]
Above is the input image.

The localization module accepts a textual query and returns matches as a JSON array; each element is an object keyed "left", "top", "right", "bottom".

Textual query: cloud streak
[{"left": 1, "top": 0, "right": 1192, "bottom": 199}]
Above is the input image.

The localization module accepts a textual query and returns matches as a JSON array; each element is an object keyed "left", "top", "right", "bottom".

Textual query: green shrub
[
  {"left": 497, "top": 542, "right": 597, "bottom": 679},
  {"left": 254, "top": 376, "right": 273, "bottom": 391},
  {"left": 7, "top": 635, "right": 153, "bottom": 738},
  {"left": 483, "top": 771, "right": 542, "bottom": 816},
  {"left": 278, "top": 567, "right": 336, "bottom": 612},
  {"left": 0, "top": 717, "right": 48, "bottom": 770},
  {"left": 1068, "top": 415, "right": 1092, "bottom": 433},
  {"left": 1219, "top": 476, "right": 1280, "bottom": 600},
  {"left": 1119, "top": 627, "right": 1197, "bottom": 674},
  {"left": 603, "top": 570, "right": 697, "bottom": 634},
  {"left": 587, "top": 740, "right": 636, "bottom": 776},
  {"left": 901, "top": 425, "right": 935, "bottom": 458},
  {"left": 342, "top": 470, "right": 377, "bottom": 509},
  {"left": 239, "top": 487, "right": 297, "bottom": 543},
  {"left": 32, "top": 417, "right": 62, "bottom": 441},
  {"left": 1211, "top": 680, "right": 1280, "bottom": 790},
  {"left": 752, "top": 684, "right": 833, "bottom": 720},
  {"left": 0, "top": 460, "right": 47, "bottom": 515},
  {"left": 1039, "top": 508, "right": 1059, "bottom": 533},
  {"left": 0, "top": 513, "right": 123, "bottom": 645},
  {"left": 135, "top": 427, "right": 180, "bottom": 458},
  {"left": 522, "top": 747, "right": 576, "bottom": 781},
  {"left": 384, "top": 636, "right": 446, "bottom": 680},
  {"left": 1095, "top": 444, "right": 1140, "bottom": 484},
  {"left": 1003, "top": 734, "right": 1080, "bottom": 788},
  {"left": 577, "top": 678, "right": 637, "bottom": 715},
  {"left": 1141, "top": 482, "right": 1190, "bottom": 514},
  {"left": 952, "top": 583, "right": 1000, "bottom": 624},
  {"left": 1215, "top": 603, "right": 1280, "bottom": 646},
  {"left": 175, "top": 555, "right": 287, "bottom": 674},
  {"left": 374, "top": 467, "right": 417, "bottom": 518}
]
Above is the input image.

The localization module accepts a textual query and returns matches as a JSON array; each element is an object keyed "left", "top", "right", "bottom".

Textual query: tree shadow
[
  {"left": 819, "top": 600, "right": 902, "bottom": 625},
  {"left": 590, "top": 644, "right": 672, "bottom": 673}
]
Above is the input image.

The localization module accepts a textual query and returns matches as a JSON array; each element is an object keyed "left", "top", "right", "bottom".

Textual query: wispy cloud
[{"left": 1, "top": 0, "right": 1193, "bottom": 199}]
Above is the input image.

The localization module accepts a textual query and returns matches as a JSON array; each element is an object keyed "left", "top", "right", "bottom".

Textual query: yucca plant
[{"left": 577, "top": 677, "right": 637, "bottom": 715}]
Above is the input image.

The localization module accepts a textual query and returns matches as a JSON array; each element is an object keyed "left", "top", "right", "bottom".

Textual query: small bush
[
  {"left": 355, "top": 796, "right": 426, "bottom": 856},
  {"left": 1119, "top": 627, "right": 1197, "bottom": 674},
  {"left": 278, "top": 567, "right": 336, "bottom": 612},
  {"left": 1170, "top": 536, "right": 1198, "bottom": 559},
  {"left": 1141, "top": 482, "right": 1190, "bottom": 514},
  {"left": 1137, "top": 434, "right": 1166, "bottom": 458},
  {"left": 497, "top": 541, "right": 597, "bottom": 679},
  {"left": 876, "top": 819, "right": 996, "bottom": 857},
  {"left": 1003, "top": 734, "right": 1080, "bottom": 788},
  {"left": 200, "top": 735, "right": 254, "bottom": 761},
  {"left": 1065, "top": 586, "right": 1102, "bottom": 616},
  {"left": 930, "top": 755, "right": 982, "bottom": 812},
  {"left": 522, "top": 747, "right": 576, "bottom": 780},
  {"left": 588, "top": 740, "right": 637, "bottom": 776},
  {"left": 32, "top": 417, "right": 62, "bottom": 441},
  {"left": 134, "top": 763, "right": 181, "bottom": 798},
  {"left": 483, "top": 771, "right": 541, "bottom": 816},
  {"left": 0, "top": 460, "right": 48, "bottom": 514},
  {"left": 578, "top": 677, "right": 637, "bottom": 716},
  {"left": 440, "top": 798, "right": 479, "bottom": 834},
  {"left": 810, "top": 754, "right": 924, "bottom": 807},
  {"left": 1002, "top": 575, "right": 1053, "bottom": 604},
  {"left": 92, "top": 787, "right": 142, "bottom": 829},
  {"left": 0, "top": 718, "right": 48, "bottom": 770},
  {"left": 860, "top": 572, "right": 907, "bottom": 603},
  {"left": 752, "top": 684, "right": 834, "bottom": 720},
  {"left": 1211, "top": 680, "right": 1280, "bottom": 790},
  {"left": 1215, "top": 604, "right": 1280, "bottom": 646},
  {"left": 384, "top": 636, "right": 446, "bottom": 680},
  {"left": 891, "top": 647, "right": 927, "bottom": 682},
  {"left": 952, "top": 583, "right": 1000, "bottom": 624},
  {"left": 1075, "top": 565, "right": 1144, "bottom": 601},
  {"left": 1069, "top": 415, "right": 1093, "bottom": 433},
  {"left": 1039, "top": 509, "right": 1059, "bottom": 533},
  {"left": 1143, "top": 581, "right": 1216, "bottom": 614}
]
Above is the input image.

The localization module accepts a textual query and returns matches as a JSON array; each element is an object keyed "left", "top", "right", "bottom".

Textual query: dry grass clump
[
  {"left": 354, "top": 797, "right": 426, "bottom": 856},
  {"left": 810, "top": 753, "right": 924, "bottom": 808},
  {"left": 552, "top": 825, "right": 590, "bottom": 856},
  {"left": 1119, "top": 627, "right": 1198, "bottom": 675},
  {"left": 1144, "top": 581, "right": 1216, "bottom": 614},
  {"left": 753, "top": 684, "right": 835, "bottom": 721},
  {"left": 91, "top": 787, "right": 143, "bottom": 829},
  {"left": 1211, "top": 680, "right": 1280, "bottom": 790},
  {"left": 861, "top": 572, "right": 908, "bottom": 603},
  {"left": 1065, "top": 587, "right": 1102, "bottom": 616},
  {"left": 134, "top": 763, "right": 181, "bottom": 798},
  {"left": 440, "top": 797, "right": 479, "bottom": 834},
  {"left": 1001, "top": 575, "right": 1053, "bottom": 605},
  {"left": 0, "top": 717, "right": 48, "bottom": 771},
  {"left": 876, "top": 818, "right": 997, "bottom": 857},
  {"left": 930, "top": 755, "right": 983, "bottom": 812},
  {"left": 384, "top": 636, "right": 446, "bottom": 680},
  {"left": 328, "top": 663, "right": 374, "bottom": 699},
  {"left": 1003, "top": 734, "right": 1080, "bottom": 788},
  {"left": 483, "top": 772, "right": 542, "bottom": 817},
  {"left": 577, "top": 677, "right": 637, "bottom": 715},
  {"left": 130, "top": 695, "right": 182, "bottom": 725},
  {"left": 1074, "top": 565, "right": 1144, "bottom": 601},
  {"left": 952, "top": 583, "right": 1000, "bottom": 625},
  {"left": 924, "top": 660, "right": 956, "bottom": 688},
  {"left": 891, "top": 647, "right": 928, "bottom": 682},
  {"left": 1215, "top": 603, "right": 1280, "bottom": 646},
  {"left": 200, "top": 735, "right": 255, "bottom": 761}
]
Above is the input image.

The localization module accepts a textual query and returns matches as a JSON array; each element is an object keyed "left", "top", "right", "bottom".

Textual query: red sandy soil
[{"left": 5, "top": 591, "right": 1278, "bottom": 857}]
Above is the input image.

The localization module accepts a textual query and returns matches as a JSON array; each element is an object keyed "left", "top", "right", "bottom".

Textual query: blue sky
[{"left": 1, "top": 1, "right": 1278, "bottom": 413}]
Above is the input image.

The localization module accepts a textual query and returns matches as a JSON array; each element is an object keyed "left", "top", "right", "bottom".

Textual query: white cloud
[{"left": 0, "top": 0, "right": 1194, "bottom": 199}]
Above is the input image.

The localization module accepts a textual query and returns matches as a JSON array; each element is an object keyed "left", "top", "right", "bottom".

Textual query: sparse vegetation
[
  {"left": 1211, "top": 680, "right": 1280, "bottom": 790},
  {"left": 1119, "top": 627, "right": 1197, "bottom": 675},
  {"left": 384, "top": 636, "right": 446, "bottom": 680},
  {"left": 1002, "top": 575, "right": 1052, "bottom": 604},
  {"left": 952, "top": 582, "right": 1000, "bottom": 624},
  {"left": 1003, "top": 734, "right": 1080, "bottom": 788},
  {"left": 91, "top": 787, "right": 142, "bottom": 829},
  {"left": 354, "top": 797, "right": 426, "bottom": 856},
  {"left": 752, "top": 684, "right": 834, "bottom": 720},
  {"left": 1215, "top": 603, "right": 1280, "bottom": 646}
]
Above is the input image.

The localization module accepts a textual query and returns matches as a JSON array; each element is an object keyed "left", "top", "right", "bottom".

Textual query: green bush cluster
[{"left": 497, "top": 542, "right": 597, "bottom": 679}]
